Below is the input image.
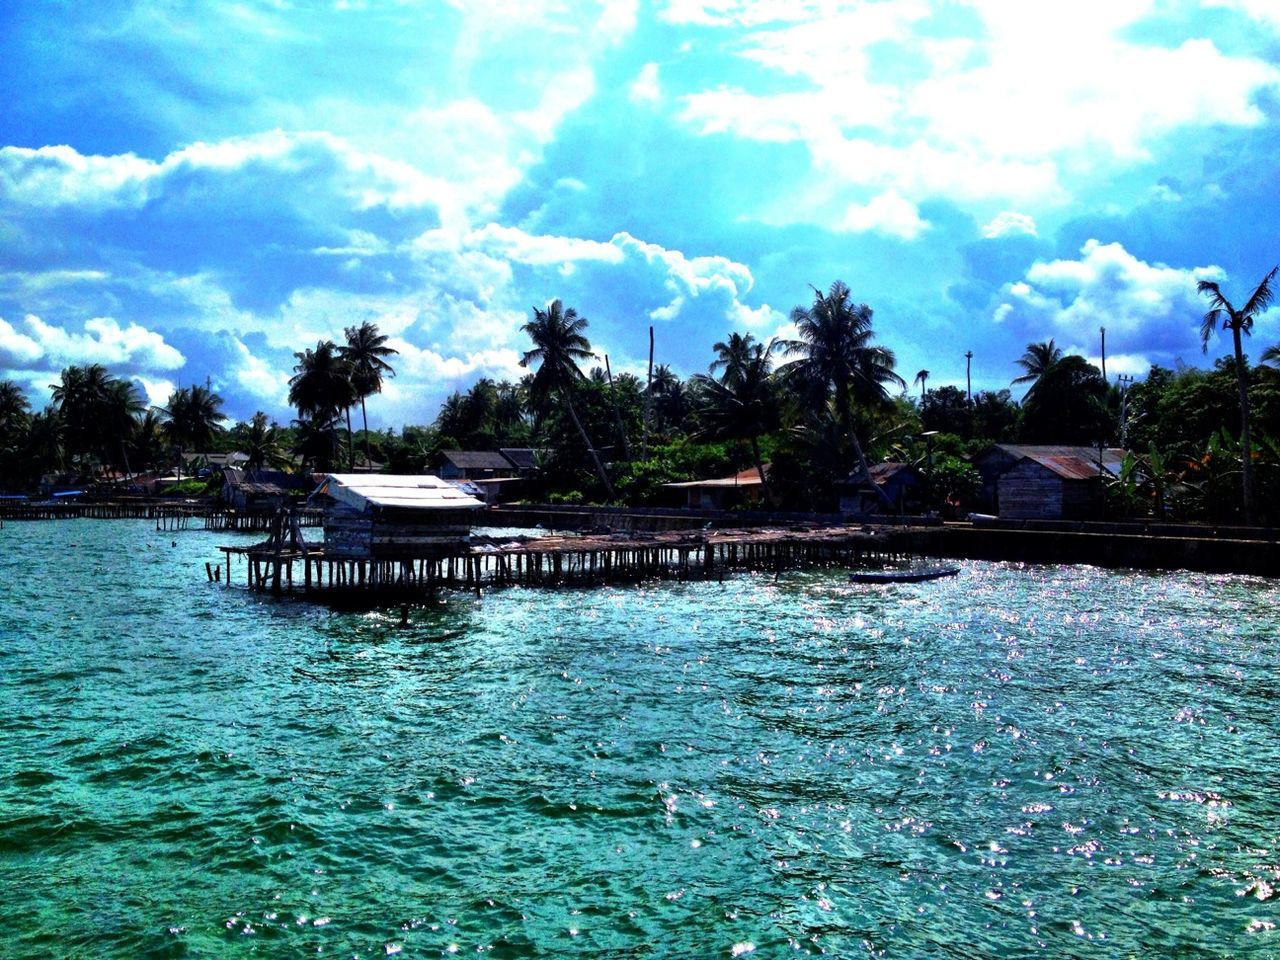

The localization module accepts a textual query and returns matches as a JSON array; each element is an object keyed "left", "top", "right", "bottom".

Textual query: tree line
[{"left": 1, "top": 272, "right": 1277, "bottom": 523}]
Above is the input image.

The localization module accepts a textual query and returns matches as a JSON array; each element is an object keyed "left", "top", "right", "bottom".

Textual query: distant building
[
  {"left": 972, "top": 444, "right": 1126, "bottom": 520},
  {"left": 498, "top": 447, "right": 542, "bottom": 477},
  {"left": 663, "top": 466, "right": 768, "bottom": 511},
  {"left": 838, "top": 462, "right": 923, "bottom": 515},
  {"left": 310, "top": 473, "right": 484, "bottom": 560},
  {"left": 436, "top": 450, "right": 518, "bottom": 481},
  {"left": 222, "top": 468, "right": 315, "bottom": 511}
]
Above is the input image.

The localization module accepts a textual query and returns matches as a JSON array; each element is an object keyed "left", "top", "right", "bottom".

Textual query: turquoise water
[{"left": 1, "top": 520, "right": 1278, "bottom": 958}]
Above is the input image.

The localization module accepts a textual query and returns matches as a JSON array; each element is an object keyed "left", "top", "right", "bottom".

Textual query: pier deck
[{"left": 214, "top": 523, "right": 922, "bottom": 599}]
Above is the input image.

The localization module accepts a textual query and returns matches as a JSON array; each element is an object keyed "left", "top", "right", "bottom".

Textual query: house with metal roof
[
  {"left": 310, "top": 474, "right": 484, "bottom": 559},
  {"left": 662, "top": 465, "right": 768, "bottom": 511},
  {"left": 436, "top": 450, "right": 518, "bottom": 481},
  {"left": 972, "top": 444, "right": 1126, "bottom": 520}
]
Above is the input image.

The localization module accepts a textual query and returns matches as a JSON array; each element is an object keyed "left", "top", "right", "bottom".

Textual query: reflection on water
[{"left": 0, "top": 520, "right": 1277, "bottom": 957}]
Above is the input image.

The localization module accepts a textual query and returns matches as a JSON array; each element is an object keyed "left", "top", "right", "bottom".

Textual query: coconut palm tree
[
  {"left": 693, "top": 335, "right": 780, "bottom": 504},
  {"left": 340, "top": 322, "right": 398, "bottom": 469},
  {"left": 241, "top": 411, "right": 291, "bottom": 473},
  {"left": 1198, "top": 266, "right": 1278, "bottom": 525},
  {"left": 103, "top": 378, "right": 146, "bottom": 476},
  {"left": 520, "top": 299, "right": 614, "bottom": 498},
  {"left": 782, "top": 281, "right": 903, "bottom": 507},
  {"left": 913, "top": 369, "right": 929, "bottom": 400},
  {"left": 1011, "top": 339, "right": 1063, "bottom": 399},
  {"left": 290, "top": 340, "right": 357, "bottom": 469},
  {"left": 163, "top": 383, "right": 227, "bottom": 475},
  {"left": 51, "top": 364, "right": 114, "bottom": 470}
]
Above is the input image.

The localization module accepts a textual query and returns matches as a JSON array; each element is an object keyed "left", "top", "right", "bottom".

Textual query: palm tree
[
  {"left": 519, "top": 299, "right": 614, "bottom": 498},
  {"left": 1011, "top": 339, "right": 1063, "bottom": 400},
  {"left": 290, "top": 341, "right": 357, "bottom": 469},
  {"left": 1198, "top": 266, "right": 1278, "bottom": 525},
  {"left": 782, "top": 281, "right": 903, "bottom": 507},
  {"left": 693, "top": 335, "right": 780, "bottom": 504},
  {"left": 51, "top": 364, "right": 113, "bottom": 470},
  {"left": 163, "top": 384, "right": 227, "bottom": 475},
  {"left": 913, "top": 369, "right": 929, "bottom": 400},
  {"left": 241, "top": 412, "right": 290, "bottom": 473},
  {"left": 103, "top": 378, "right": 146, "bottom": 476},
  {"left": 1260, "top": 343, "right": 1280, "bottom": 368},
  {"left": 340, "top": 322, "right": 398, "bottom": 470}
]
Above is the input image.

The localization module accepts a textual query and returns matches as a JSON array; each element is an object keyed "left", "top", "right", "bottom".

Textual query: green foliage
[
  {"left": 612, "top": 441, "right": 736, "bottom": 504},
  {"left": 1019, "top": 355, "right": 1113, "bottom": 444},
  {"left": 162, "top": 477, "right": 220, "bottom": 497}
]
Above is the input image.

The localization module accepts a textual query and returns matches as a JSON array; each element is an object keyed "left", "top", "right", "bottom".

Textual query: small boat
[{"left": 849, "top": 565, "right": 960, "bottom": 584}]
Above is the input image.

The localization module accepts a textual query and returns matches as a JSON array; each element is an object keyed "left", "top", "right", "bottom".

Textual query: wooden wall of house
[
  {"left": 323, "top": 505, "right": 477, "bottom": 559},
  {"left": 998, "top": 461, "right": 1064, "bottom": 520}
]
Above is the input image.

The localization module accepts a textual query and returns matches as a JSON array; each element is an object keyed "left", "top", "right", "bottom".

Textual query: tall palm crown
[
  {"left": 693, "top": 335, "right": 780, "bottom": 502},
  {"left": 519, "top": 300, "right": 613, "bottom": 497},
  {"left": 241, "top": 412, "right": 290, "bottom": 473},
  {"left": 1011, "top": 339, "right": 1063, "bottom": 397},
  {"left": 289, "top": 340, "right": 355, "bottom": 422},
  {"left": 0, "top": 380, "right": 30, "bottom": 438},
  {"left": 163, "top": 384, "right": 227, "bottom": 453},
  {"left": 340, "top": 322, "right": 397, "bottom": 468},
  {"left": 783, "top": 281, "right": 902, "bottom": 507},
  {"left": 519, "top": 300, "right": 595, "bottom": 410},
  {"left": 914, "top": 369, "right": 929, "bottom": 398},
  {"left": 1197, "top": 266, "right": 1278, "bottom": 525},
  {"left": 51, "top": 364, "right": 114, "bottom": 463}
]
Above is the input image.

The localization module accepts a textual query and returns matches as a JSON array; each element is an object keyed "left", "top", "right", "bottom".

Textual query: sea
[{"left": 0, "top": 519, "right": 1277, "bottom": 958}]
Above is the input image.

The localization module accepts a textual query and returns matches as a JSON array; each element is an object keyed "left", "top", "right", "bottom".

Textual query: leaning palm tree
[
  {"left": 913, "top": 369, "right": 929, "bottom": 400},
  {"left": 519, "top": 299, "right": 614, "bottom": 498},
  {"left": 692, "top": 336, "right": 780, "bottom": 504},
  {"left": 782, "top": 281, "right": 903, "bottom": 507},
  {"left": 1011, "top": 339, "right": 1063, "bottom": 399},
  {"left": 340, "top": 322, "right": 398, "bottom": 470},
  {"left": 1198, "top": 266, "right": 1278, "bottom": 525}
]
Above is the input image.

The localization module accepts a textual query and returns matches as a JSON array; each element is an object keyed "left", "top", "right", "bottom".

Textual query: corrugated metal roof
[
  {"left": 663, "top": 466, "right": 766, "bottom": 490},
  {"left": 991, "top": 445, "right": 1127, "bottom": 480},
  {"left": 314, "top": 474, "right": 484, "bottom": 512},
  {"left": 441, "top": 450, "right": 515, "bottom": 470}
]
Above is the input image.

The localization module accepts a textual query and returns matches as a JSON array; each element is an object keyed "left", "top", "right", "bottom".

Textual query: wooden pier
[{"left": 214, "top": 522, "right": 926, "bottom": 601}]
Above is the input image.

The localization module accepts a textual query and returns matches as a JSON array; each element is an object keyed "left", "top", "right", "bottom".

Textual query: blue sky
[{"left": 3, "top": 0, "right": 1280, "bottom": 426}]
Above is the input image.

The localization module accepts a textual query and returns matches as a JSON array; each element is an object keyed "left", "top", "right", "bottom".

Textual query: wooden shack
[
  {"left": 662, "top": 466, "right": 768, "bottom": 511},
  {"left": 972, "top": 445, "right": 1125, "bottom": 520},
  {"left": 310, "top": 474, "right": 484, "bottom": 560}
]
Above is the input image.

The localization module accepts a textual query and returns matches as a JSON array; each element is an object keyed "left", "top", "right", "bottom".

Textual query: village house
[{"left": 972, "top": 444, "right": 1127, "bottom": 521}]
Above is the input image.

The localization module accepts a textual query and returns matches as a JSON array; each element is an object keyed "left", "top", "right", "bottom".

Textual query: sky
[{"left": 3, "top": 0, "right": 1280, "bottom": 428}]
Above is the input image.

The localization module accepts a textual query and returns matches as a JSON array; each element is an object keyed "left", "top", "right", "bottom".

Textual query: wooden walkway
[{"left": 213, "top": 523, "right": 921, "bottom": 600}]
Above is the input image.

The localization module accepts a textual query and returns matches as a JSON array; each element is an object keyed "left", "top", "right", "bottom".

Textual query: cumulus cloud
[
  {"left": 838, "top": 191, "right": 928, "bottom": 239},
  {"left": 673, "top": 1, "right": 1280, "bottom": 220},
  {"left": 993, "top": 240, "right": 1224, "bottom": 364},
  {"left": 20, "top": 315, "right": 185, "bottom": 372},
  {"left": 983, "top": 211, "right": 1037, "bottom": 239}
]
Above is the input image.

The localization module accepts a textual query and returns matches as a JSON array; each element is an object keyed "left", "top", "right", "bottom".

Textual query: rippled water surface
[{"left": 2, "top": 520, "right": 1278, "bottom": 958}]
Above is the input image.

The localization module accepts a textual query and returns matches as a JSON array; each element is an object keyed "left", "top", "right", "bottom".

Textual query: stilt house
[{"left": 310, "top": 474, "right": 484, "bottom": 560}]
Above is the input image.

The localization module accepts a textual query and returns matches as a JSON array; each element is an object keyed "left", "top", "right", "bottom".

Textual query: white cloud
[
  {"left": 24, "top": 315, "right": 185, "bottom": 370},
  {"left": 673, "top": 1, "right": 1280, "bottom": 217},
  {"left": 982, "top": 211, "right": 1037, "bottom": 239},
  {"left": 838, "top": 190, "right": 928, "bottom": 239},
  {"left": 994, "top": 240, "right": 1225, "bottom": 359},
  {"left": 0, "top": 316, "right": 43, "bottom": 365},
  {"left": 630, "top": 62, "right": 662, "bottom": 103}
]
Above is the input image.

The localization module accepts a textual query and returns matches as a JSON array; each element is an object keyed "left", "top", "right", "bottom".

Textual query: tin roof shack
[
  {"left": 312, "top": 474, "right": 484, "bottom": 560},
  {"left": 436, "top": 450, "right": 518, "bottom": 481},
  {"left": 662, "top": 466, "right": 767, "bottom": 511},
  {"left": 837, "top": 462, "right": 923, "bottom": 516},
  {"left": 972, "top": 445, "right": 1126, "bottom": 520}
]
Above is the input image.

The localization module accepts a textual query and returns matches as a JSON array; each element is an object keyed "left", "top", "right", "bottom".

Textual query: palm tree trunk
[
  {"left": 361, "top": 396, "right": 371, "bottom": 471},
  {"left": 561, "top": 387, "right": 614, "bottom": 499},
  {"left": 345, "top": 407, "right": 354, "bottom": 472},
  {"left": 750, "top": 435, "right": 776, "bottom": 507},
  {"left": 1233, "top": 327, "right": 1254, "bottom": 524},
  {"left": 838, "top": 380, "right": 893, "bottom": 510}
]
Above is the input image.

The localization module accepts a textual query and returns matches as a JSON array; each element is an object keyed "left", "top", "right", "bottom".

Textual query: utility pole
[
  {"left": 1100, "top": 327, "right": 1107, "bottom": 381},
  {"left": 1117, "top": 373, "right": 1135, "bottom": 447},
  {"left": 964, "top": 350, "right": 973, "bottom": 403}
]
